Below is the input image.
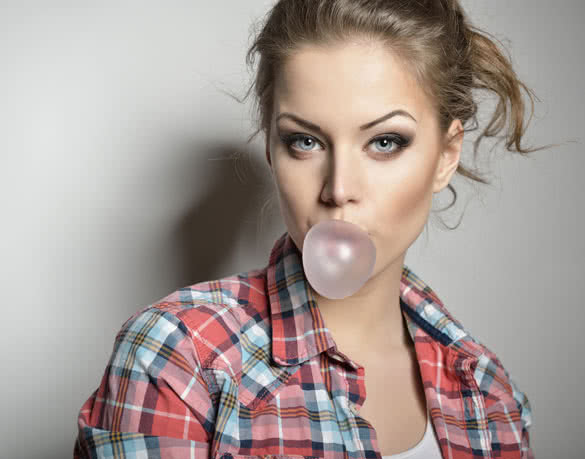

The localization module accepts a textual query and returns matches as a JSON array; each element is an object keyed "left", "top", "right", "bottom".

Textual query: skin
[{"left": 264, "top": 38, "right": 463, "bottom": 363}]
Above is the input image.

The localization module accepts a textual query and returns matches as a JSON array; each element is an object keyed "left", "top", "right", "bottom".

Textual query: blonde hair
[{"left": 231, "top": 0, "right": 554, "bottom": 230}]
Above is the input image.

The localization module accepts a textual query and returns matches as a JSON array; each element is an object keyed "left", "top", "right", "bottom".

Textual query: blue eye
[
  {"left": 279, "top": 133, "right": 411, "bottom": 157},
  {"left": 281, "top": 134, "right": 320, "bottom": 152},
  {"left": 371, "top": 135, "right": 410, "bottom": 154}
]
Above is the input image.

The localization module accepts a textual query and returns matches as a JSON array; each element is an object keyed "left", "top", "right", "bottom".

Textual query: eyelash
[{"left": 278, "top": 132, "right": 411, "bottom": 157}]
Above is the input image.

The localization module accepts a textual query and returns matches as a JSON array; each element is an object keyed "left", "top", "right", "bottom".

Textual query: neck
[{"left": 309, "top": 253, "right": 412, "bottom": 358}]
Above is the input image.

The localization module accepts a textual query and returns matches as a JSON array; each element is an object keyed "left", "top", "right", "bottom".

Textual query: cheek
[
  {"left": 374, "top": 152, "right": 436, "bottom": 235},
  {"left": 274, "top": 163, "right": 303, "bottom": 206},
  {"left": 390, "top": 171, "right": 433, "bottom": 220},
  {"left": 272, "top": 166, "right": 311, "bottom": 254},
  {"left": 272, "top": 160, "right": 313, "bottom": 227},
  {"left": 271, "top": 144, "right": 319, "bottom": 209}
]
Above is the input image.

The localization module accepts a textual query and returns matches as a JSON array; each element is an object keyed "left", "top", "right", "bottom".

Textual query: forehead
[{"left": 273, "top": 41, "right": 431, "bottom": 123}]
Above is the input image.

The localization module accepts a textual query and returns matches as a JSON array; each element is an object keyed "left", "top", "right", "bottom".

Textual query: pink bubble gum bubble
[{"left": 302, "top": 219, "right": 376, "bottom": 300}]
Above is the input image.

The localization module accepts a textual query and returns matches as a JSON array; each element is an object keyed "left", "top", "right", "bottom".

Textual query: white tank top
[{"left": 381, "top": 411, "right": 443, "bottom": 459}]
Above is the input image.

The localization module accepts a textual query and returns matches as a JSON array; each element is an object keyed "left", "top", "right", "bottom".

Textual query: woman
[{"left": 75, "top": 1, "right": 544, "bottom": 458}]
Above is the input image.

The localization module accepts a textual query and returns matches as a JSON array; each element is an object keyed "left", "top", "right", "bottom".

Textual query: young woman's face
[{"left": 266, "top": 40, "right": 462, "bottom": 273}]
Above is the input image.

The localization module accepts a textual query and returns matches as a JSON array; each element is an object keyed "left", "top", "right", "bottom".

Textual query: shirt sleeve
[
  {"left": 509, "top": 377, "right": 534, "bottom": 459},
  {"left": 74, "top": 307, "right": 216, "bottom": 458}
]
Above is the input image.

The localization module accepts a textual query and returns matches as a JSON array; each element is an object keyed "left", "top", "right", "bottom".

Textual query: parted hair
[{"left": 232, "top": 0, "right": 552, "bottom": 230}]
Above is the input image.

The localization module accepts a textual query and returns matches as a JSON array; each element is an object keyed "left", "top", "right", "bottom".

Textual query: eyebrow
[{"left": 275, "top": 109, "right": 417, "bottom": 134}]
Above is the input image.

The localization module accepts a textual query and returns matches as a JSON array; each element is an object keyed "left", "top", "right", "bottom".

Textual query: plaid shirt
[{"left": 74, "top": 231, "right": 534, "bottom": 459}]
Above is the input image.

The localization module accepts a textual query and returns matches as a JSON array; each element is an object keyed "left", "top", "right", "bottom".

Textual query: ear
[{"left": 433, "top": 119, "right": 463, "bottom": 194}]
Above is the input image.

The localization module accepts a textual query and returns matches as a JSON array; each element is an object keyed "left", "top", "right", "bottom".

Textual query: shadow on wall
[
  {"left": 168, "top": 141, "right": 275, "bottom": 292},
  {"left": 61, "top": 143, "right": 275, "bottom": 459}
]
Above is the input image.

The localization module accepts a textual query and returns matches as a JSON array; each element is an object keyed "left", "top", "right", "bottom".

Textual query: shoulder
[
  {"left": 423, "top": 287, "right": 533, "bottom": 431},
  {"left": 118, "top": 267, "right": 271, "bottom": 380},
  {"left": 458, "top": 326, "right": 533, "bottom": 430},
  {"left": 426, "top": 292, "right": 531, "bottom": 412}
]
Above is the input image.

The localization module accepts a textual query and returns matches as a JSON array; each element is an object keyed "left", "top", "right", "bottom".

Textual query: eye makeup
[{"left": 277, "top": 130, "right": 413, "bottom": 158}]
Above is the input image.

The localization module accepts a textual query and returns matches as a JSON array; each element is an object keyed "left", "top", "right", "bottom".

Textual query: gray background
[{"left": 1, "top": 1, "right": 583, "bottom": 458}]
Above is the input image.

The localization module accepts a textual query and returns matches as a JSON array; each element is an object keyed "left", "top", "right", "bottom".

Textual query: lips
[{"left": 311, "top": 218, "right": 369, "bottom": 236}]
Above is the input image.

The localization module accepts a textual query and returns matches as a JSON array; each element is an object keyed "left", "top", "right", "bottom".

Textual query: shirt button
[{"left": 349, "top": 402, "right": 359, "bottom": 415}]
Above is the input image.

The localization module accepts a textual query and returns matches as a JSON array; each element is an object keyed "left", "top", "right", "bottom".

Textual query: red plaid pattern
[{"left": 74, "top": 231, "right": 533, "bottom": 458}]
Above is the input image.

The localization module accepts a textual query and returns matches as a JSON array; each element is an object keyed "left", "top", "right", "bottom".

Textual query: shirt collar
[{"left": 267, "top": 231, "right": 482, "bottom": 367}]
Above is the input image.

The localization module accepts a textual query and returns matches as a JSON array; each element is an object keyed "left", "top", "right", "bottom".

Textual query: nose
[{"left": 320, "top": 149, "right": 361, "bottom": 207}]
